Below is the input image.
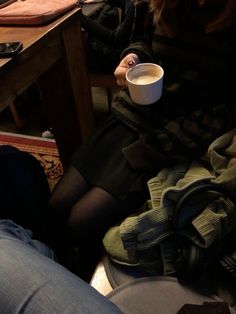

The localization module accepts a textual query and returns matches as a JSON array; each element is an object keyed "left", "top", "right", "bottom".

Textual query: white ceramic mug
[{"left": 126, "top": 63, "right": 164, "bottom": 105}]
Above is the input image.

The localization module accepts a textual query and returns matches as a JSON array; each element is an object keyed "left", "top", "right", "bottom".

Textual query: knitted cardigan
[{"left": 103, "top": 129, "right": 236, "bottom": 275}]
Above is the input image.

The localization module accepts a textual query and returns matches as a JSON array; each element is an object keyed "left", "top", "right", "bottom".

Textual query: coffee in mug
[{"left": 126, "top": 63, "right": 164, "bottom": 105}]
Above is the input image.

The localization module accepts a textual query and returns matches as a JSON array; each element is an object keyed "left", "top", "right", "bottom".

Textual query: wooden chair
[
  {"left": 89, "top": 72, "right": 118, "bottom": 111},
  {"left": 0, "top": 97, "right": 23, "bottom": 129}
]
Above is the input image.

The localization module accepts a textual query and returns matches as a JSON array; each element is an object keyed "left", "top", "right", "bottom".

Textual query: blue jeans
[{"left": 0, "top": 220, "right": 122, "bottom": 314}]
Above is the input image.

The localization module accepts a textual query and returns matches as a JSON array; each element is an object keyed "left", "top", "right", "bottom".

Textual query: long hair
[{"left": 149, "top": 0, "right": 236, "bottom": 35}]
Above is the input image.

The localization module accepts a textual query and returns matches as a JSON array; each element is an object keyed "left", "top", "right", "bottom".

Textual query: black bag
[
  {"left": 173, "top": 183, "right": 236, "bottom": 282},
  {"left": 91, "top": 4, "right": 119, "bottom": 30},
  {"left": 87, "top": 4, "right": 121, "bottom": 73}
]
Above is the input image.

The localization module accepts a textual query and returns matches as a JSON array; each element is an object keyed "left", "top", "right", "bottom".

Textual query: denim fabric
[
  {"left": 0, "top": 220, "right": 122, "bottom": 313},
  {"left": 0, "top": 220, "right": 56, "bottom": 259}
]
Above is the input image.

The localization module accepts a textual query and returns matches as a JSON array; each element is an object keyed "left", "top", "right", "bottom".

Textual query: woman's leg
[
  {"left": 66, "top": 185, "right": 146, "bottom": 280},
  {"left": 48, "top": 165, "right": 148, "bottom": 281},
  {"left": 49, "top": 165, "right": 147, "bottom": 233},
  {"left": 46, "top": 165, "right": 90, "bottom": 246},
  {"left": 0, "top": 220, "right": 122, "bottom": 314},
  {"left": 48, "top": 165, "right": 91, "bottom": 219}
]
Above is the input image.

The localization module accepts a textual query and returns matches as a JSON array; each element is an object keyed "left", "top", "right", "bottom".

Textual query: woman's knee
[
  {"left": 66, "top": 187, "right": 144, "bottom": 240},
  {"left": 48, "top": 165, "right": 89, "bottom": 216}
]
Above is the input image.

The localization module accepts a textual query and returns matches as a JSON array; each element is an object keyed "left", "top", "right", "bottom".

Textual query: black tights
[{"left": 48, "top": 165, "right": 148, "bottom": 281}]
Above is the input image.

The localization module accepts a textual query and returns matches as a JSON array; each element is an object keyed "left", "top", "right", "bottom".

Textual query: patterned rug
[{"left": 0, "top": 131, "right": 63, "bottom": 191}]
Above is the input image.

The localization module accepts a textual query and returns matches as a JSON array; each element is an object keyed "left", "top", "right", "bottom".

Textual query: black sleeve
[
  {"left": 130, "top": 1, "right": 153, "bottom": 44},
  {"left": 121, "top": 41, "right": 154, "bottom": 62},
  {"left": 119, "top": 2, "right": 154, "bottom": 62},
  {"left": 80, "top": 2, "right": 135, "bottom": 48},
  {"left": 112, "top": 2, "right": 135, "bottom": 47},
  {"left": 80, "top": 13, "right": 116, "bottom": 43},
  {"left": 107, "top": 0, "right": 125, "bottom": 10}
]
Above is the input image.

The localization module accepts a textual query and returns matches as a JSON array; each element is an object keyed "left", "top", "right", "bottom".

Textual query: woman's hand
[{"left": 114, "top": 53, "right": 141, "bottom": 86}]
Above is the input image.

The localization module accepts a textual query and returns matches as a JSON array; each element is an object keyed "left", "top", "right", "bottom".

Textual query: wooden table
[{"left": 0, "top": 5, "right": 102, "bottom": 167}]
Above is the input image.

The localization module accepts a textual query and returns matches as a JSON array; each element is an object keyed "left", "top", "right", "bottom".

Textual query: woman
[{"left": 48, "top": 0, "right": 236, "bottom": 281}]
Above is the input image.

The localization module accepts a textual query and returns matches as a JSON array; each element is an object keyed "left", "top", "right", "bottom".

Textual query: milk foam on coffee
[{"left": 131, "top": 74, "right": 158, "bottom": 84}]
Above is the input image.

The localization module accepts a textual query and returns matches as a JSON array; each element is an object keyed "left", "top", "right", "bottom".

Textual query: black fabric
[
  {"left": 81, "top": 0, "right": 151, "bottom": 73},
  {"left": 81, "top": 1, "right": 135, "bottom": 73},
  {"left": 0, "top": 145, "right": 50, "bottom": 240},
  {"left": 72, "top": 115, "right": 153, "bottom": 200},
  {"left": 172, "top": 183, "right": 236, "bottom": 281},
  {"left": 220, "top": 251, "right": 236, "bottom": 278},
  {"left": 177, "top": 302, "right": 231, "bottom": 314}
]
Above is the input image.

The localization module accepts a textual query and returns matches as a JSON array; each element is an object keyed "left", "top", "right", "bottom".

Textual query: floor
[
  {"left": 0, "top": 84, "right": 116, "bottom": 296},
  {"left": 90, "top": 259, "right": 113, "bottom": 295},
  {"left": 0, "top": 85, "right": 114, "bottom": 136}
]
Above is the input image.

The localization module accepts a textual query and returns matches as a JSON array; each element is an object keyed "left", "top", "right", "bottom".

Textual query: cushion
[{"left": 107, "top": 276, "right": 236, "bottom": 314}]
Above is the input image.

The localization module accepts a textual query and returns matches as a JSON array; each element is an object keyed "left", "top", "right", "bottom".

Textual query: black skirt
[{"left": 72, "top": 115, "right": 151, "bottom": 200}]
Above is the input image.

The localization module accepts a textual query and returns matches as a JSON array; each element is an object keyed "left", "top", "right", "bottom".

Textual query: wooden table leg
[
  {"left": 62, "top": 17, "right": 95, "bottom": 142},
  {"left": 39, "top": 16, "right": 95, "bottom": 169},
  {"left": 39, "top": 59, "right": 80, "bottom": 168}
]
